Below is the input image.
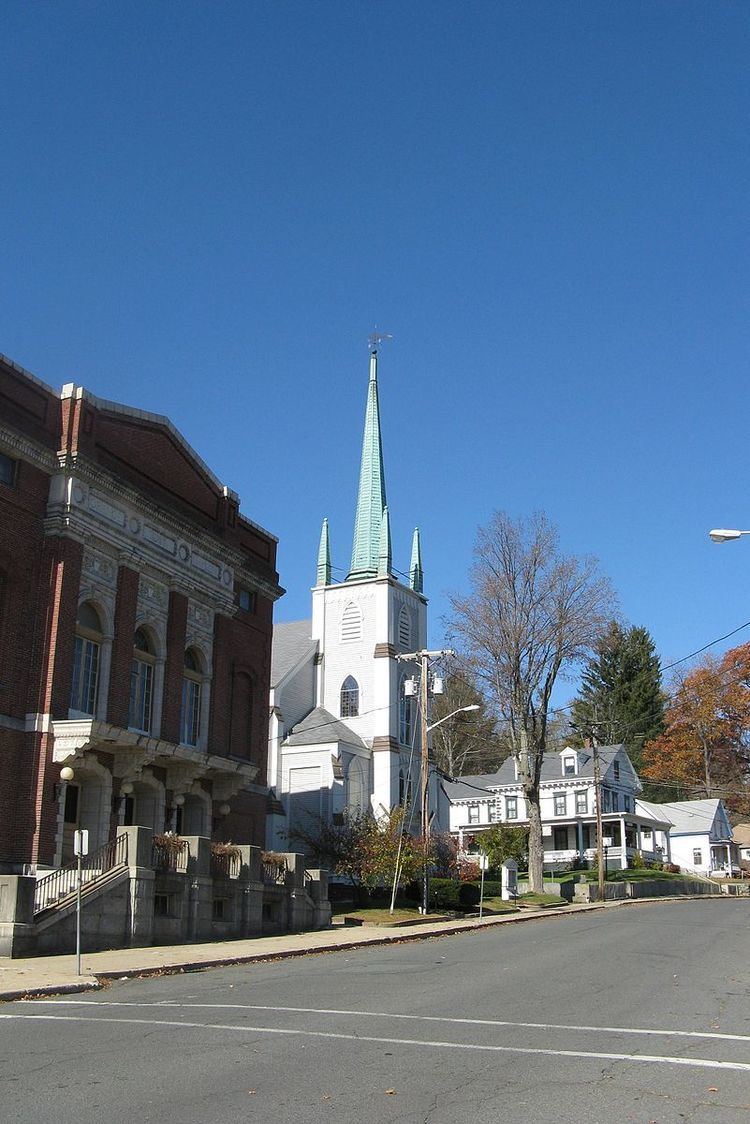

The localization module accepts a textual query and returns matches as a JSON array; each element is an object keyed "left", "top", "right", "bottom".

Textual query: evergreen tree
[{"left": 571, "top": 621, "right": 665, "bottom": 772}]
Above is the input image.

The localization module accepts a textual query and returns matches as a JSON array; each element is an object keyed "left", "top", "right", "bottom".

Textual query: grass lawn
[
  {"left": 555, "top": 868, "right": 687, "bottom": 883},
  {"left": 477, "top": 897, "right": 520, "bottom": 914},
  {"left": 332, "top": 906, "right": 429, "bottom": 924},
  {"left": 518, "top": 892, "right": 567, "bottom": 907}
]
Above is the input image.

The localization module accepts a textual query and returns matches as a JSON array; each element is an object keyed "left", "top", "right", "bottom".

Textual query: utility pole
[
  {"left": 397, "top": 647, "right": 454, "bottom": 914},
  {"left": 420, "top": 649, "right": 430, "bottom": 914},
  {"left": 592, "top": 737, "right": 605, "bottom": 900}
]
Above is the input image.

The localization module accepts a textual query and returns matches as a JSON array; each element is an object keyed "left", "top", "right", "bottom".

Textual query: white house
[
  {"left": 445, "top": 745, "right": 673, "bottom": 871},
  {"left": 266, "top": 344, "right": 435, "bottom": 851},
  {"left": 638, "top": 798, "right": 739, "bottom": 877}
]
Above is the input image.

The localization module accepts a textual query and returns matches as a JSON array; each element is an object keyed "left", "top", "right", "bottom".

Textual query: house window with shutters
[{"left": 341, "top": 602, "right": 362, "bottom": 642}]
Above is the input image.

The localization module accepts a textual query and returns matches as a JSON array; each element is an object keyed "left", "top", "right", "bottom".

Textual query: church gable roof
[
  {"left": 283, "top": 705, "right": 367, "bottom": 749},
  {"left": 271, "top": 619, "right": 316, "bottom": 687}
]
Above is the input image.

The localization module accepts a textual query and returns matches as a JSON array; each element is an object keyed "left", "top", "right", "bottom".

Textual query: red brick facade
[{"left": 0, "top": 355, "right": 282, "bottom": 871}]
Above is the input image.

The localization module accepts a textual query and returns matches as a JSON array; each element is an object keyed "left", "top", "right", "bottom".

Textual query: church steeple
[
  {"left": 377, "top": 506, "right": 392, "bottom": 576},
  {"left": 409, "top": 526, "right": 423, "bottom": 593},
  {"left": 347, "top": 344, "right": 388, "bottom": 580},
  {"left": 316, "top": 517, "right": 331, "bottom": 586}
]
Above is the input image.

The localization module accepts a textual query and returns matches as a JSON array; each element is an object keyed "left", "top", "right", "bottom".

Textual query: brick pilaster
[
  {"left": 160, "top": 589, "right": 188, "bottom": 743},
  {"left": 107, "top": 564, "right": 139, "bottom": 727}
]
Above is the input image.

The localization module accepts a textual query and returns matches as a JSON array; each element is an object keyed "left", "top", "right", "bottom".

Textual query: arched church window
[
  {"left": 399, "top": 677, "right": 414, "bottom": 746},
  {"left": 398, "top": 605, "right": 411, "bottom": 649},
  {"left": 340, "top": 676, "right": 359, "bottom": 718},
  {"left": 70, "top": 601, "right": 103, "bottom": 716},
  {"left": 341, "top": 602, "right": 362, "bottom": 642},
  {"left": 347, "top": 756, "right": 367, "bottom": 813},
  {"left": 130, "top": 626, "right": 156, "bottom": 733}
]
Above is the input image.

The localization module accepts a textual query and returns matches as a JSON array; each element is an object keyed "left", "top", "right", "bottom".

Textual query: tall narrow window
[
  {"left": 180, "top": 648, "right": 203, "bottom": 746},
  {"left": 340, "top": 676, "right": 359, "bottom": 718},
  {"left": 70, "top": 601, "right": 102, "bottom": 716},
  {"left": 399, "top": 678, "right": 414, "bottom": 746},
  {"left": 129, "top": 627, "right": 155, "bottom": 732}
]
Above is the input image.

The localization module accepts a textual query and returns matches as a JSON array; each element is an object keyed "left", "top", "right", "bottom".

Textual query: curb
[{"left": 1, "top": 893, "right": 735, "bottom": 1001}]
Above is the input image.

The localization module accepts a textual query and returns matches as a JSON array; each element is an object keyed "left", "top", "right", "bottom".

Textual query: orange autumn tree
[{"left": 642, "top": 641, "right": 750, "bottom": 815}]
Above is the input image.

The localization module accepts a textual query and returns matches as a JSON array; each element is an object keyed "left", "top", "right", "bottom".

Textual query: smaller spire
[
  {"left": 409, "top": 527, "right": 423, "bottom": 593},
  {"left": 377, "top": 506, "right": 392, "bottom": 576},
  {"left": 316, "top": 518, "right": 331, "bottom": 586}
]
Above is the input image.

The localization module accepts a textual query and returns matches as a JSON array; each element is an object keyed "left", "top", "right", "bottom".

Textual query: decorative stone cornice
[
  {"left": 0, "top": 423, "right": 56, "bottom": 473},
  {"left": 45, "top": 455, "right": 283, "bottom": 603},
  {"left": 50, "top": 719, "right": 260, "bottom": 784}
]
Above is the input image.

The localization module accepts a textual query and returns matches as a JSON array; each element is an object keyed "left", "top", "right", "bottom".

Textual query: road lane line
[
  {"left": 1, "top": 1012, "right": 749, "bottom": 1073},
  {"left": 28, "top": 999, "right": 750, "bottom": 1046}
]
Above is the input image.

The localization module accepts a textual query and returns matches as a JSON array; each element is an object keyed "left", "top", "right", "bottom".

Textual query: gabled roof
[
  {"left": 641, "top": 798, "right": 727, "bottom": 837},
  {"left": 271, "top": 620, "right": 316, "bottom": 687},
  {"left": 283, "top": 706, "right": 367, "bottom": 749},
  {"left": 443, "top": 745, "right": 627, "bottom": 802}
]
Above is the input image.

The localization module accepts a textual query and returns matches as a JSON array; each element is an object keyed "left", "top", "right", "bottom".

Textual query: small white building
[
  {"left": 638, "top": 798, "right": 739, "bottom": 877},
  {"left": 445, "top": 745, "right": 673, "bottom": 871}
]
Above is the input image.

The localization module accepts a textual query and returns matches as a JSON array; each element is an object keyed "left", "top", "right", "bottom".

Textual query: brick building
[{"left": 0, "top": 353, "right": 283, "bottom": 875}]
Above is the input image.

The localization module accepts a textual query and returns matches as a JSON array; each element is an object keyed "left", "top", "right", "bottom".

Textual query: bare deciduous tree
[
  {"left": 450, "top": 511, "right": 616, "bottom": 892},
  {"left": 430, "top": 663, "right": 506, "bottom": 778}
]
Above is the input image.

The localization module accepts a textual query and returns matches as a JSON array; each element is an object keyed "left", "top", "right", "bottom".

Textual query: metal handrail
[
  {"left": 34, "top": 833, "right": 128, "bottom": 913},
  {"left": 152, "top": 837, "right": 189, "bottom": 873},
  {"left": 211, "top": 850, "right": 241, "bottom": 879},
  {"left": 262, "top": 858, "right": 287, "bottom": 885}
]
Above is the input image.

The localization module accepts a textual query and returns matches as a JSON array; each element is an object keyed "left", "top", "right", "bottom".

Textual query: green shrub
[
  {"left": 468, "top": 880, "right": 502, "bottom": 897},
  {"left": 429, "top": 878, "right": 460, "bottom": 910},
  {"left": 459, "top": 882, "right": 481, "bottom": 908}
]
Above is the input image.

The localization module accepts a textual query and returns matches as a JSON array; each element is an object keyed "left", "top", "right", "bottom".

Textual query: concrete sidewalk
[{"left": 0, "top": 896, "right": 725, "bottom": 1002}]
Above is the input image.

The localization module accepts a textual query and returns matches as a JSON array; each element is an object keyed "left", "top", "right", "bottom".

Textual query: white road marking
[
  {"left": 1, "top": 1012, "right": 748, "bottom": 1073},
  {"left": 26, "top": 999, "right": 750, "bottom": 1046}
]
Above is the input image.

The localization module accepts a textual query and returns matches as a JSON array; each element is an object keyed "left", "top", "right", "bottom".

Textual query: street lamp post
[{"left": 387, "top": 654, "right": 480, "bottom": 917}]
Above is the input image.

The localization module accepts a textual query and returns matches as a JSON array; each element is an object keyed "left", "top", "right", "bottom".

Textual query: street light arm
[
  {"left": 426, "top": 704, "right": 480, "bottom": 733},
  {"left": 709, "top": 529, "right": 750, "bottom": 543}
]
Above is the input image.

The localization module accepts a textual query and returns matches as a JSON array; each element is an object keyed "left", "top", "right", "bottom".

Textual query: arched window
[
  {"left": 398, "top": 605, "right": 411, "bottom": 649},
  {"left": 340, "top": 676, "right": 359, "bottom": 718},
  {"left": 70, "top": 601, "right": 103, "bottom": 716},
  {"left": 180, "top": 647, "right": 203, "bottom": 746},
  {"left": 347, "top": 756, "right": 367, "bottom": 813},
  {"left": 341, "top": 602, "right": 362, "bottom": 642},
  {"left": 399, "top": 677, "right": 414, "bottom": 746},
  {"left": 129, "top": 626, "right": 156, "bottom": 732}
]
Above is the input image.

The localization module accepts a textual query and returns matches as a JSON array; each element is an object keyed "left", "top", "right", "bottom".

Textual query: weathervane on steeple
[{"left": 368, "top": 330, "right": 393, "bottom": 352}]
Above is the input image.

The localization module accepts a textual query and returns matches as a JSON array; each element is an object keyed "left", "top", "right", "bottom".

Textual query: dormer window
[{"left": 563, "top": 755, "right": 576, "bottom": 776}]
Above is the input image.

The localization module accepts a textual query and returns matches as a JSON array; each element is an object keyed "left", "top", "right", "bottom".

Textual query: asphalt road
[{"left": 2, "top": 900, "right": 750, "bottom": 1123}]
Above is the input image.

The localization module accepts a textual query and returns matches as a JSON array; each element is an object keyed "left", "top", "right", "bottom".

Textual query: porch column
[
  {"left": 620, "top": 818, "right": 627, "bottom": 869},
  {"left": 576, "top": 821, "right": 583, "bottom": 855}
]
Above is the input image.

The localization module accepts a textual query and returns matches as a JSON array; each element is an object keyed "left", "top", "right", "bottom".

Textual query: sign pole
[
  {"left": 73, "top": 828, "right": 88, "bottom": 976},
  {"left": 76, "top": 850, "right": 82, "bottom": 976}
]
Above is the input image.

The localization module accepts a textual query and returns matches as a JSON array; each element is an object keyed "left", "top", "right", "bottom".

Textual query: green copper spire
[
  {"left": 348, "top": 347, "right": 388, "bottom": 579},
  {"left": 316, "top": 518, "right": 331, "bottom": 586},
  {"left": 377, "top": 506, "right": 392, "bottom": 576},
  {"left": 409, "top": 526, "right": 423, "bottom": 593}
]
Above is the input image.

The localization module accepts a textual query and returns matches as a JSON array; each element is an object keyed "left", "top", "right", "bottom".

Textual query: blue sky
[{"left": 2, "top": 2, "right": 749, "bottom": 693}]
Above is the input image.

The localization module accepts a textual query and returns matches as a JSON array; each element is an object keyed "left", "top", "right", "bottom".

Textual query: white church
[{"left": 266, "top": 343, "right": 434, "bottom": 851}]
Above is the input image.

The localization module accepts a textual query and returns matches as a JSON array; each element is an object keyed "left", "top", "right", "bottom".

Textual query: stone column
[
  {"left": 237, "top": 846, "right": 263, "bottom": 937},
  {"left": 0, "top": 875, "right": 38, "bottom": 957},
  {"left": 122, "top": 825, "right": 155, "bottom": 948},
  {"left": 183, "top": 836, "right": 212, "bottom": 942}
]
